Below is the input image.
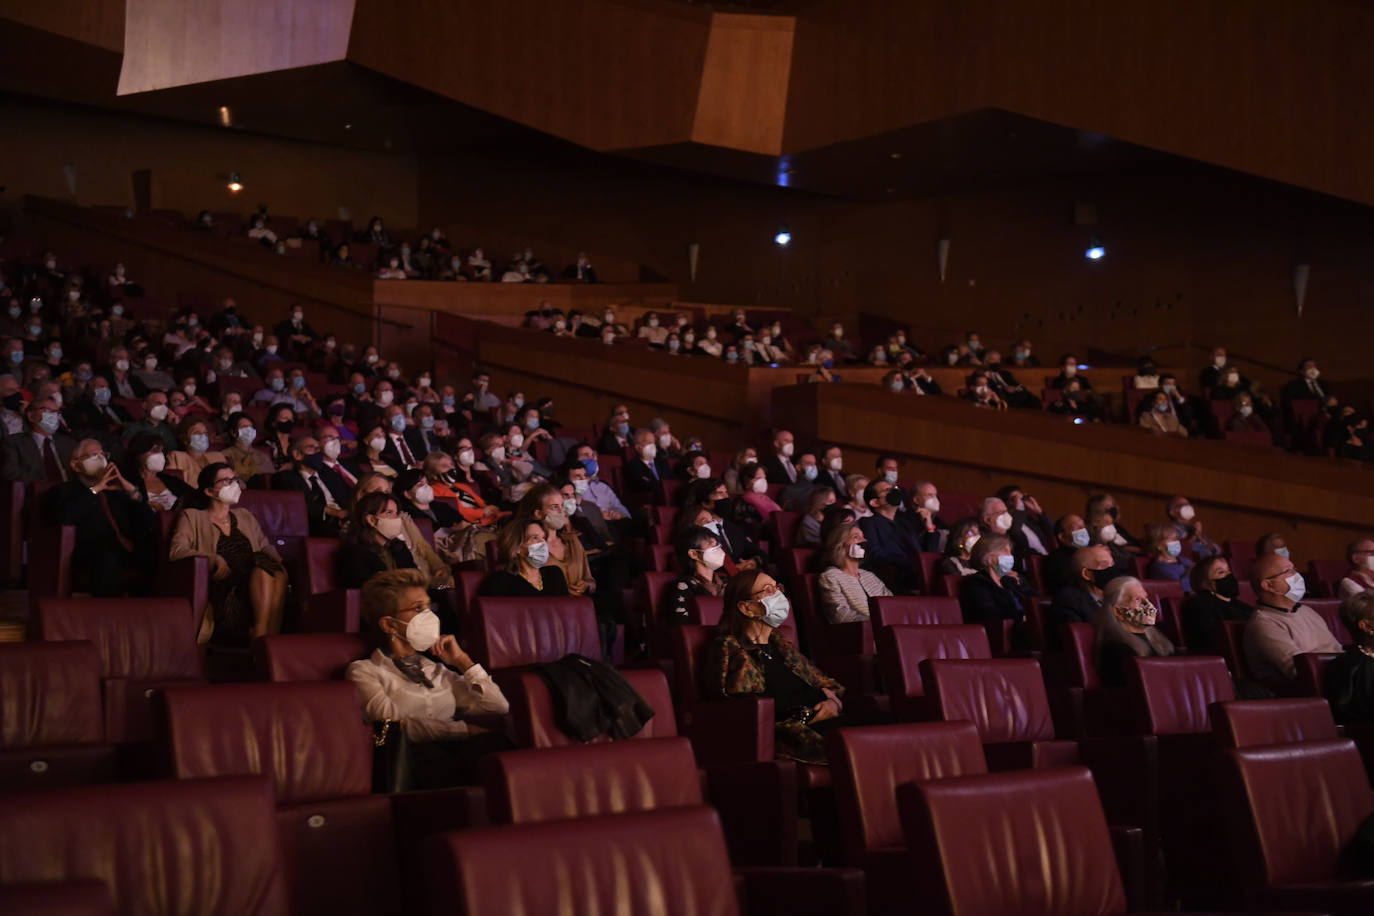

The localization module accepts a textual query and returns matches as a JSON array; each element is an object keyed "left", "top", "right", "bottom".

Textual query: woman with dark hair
[
  {"left": 167, "top": 462, "right": 287, "bottom": 646},
  {"left": 738, "top": 462, "right": 781, "bottom": 518},
  {"left": 336, "top": 490, "right": 452, "bottom": 591},
  {"left": 939, "top": 519, "right": 981, "bottom": 577},
  {"left": 1180, "top": 555, "right": 1253, "bottom": 650},
  {"left": 666, "top": 525, "right": 728, "bottom": 625},
  {"left": 125, "top": 431, "right": 192, "bottom": 513},
  {"left": 223, "top": 413, "right": 274, "bottom": 484},
  {"left": 707, "top": 569, "right": 865, "bottom": 764},
  {"left": 795, "top": 486, "right": 836, "bottom": 548},
  {"left": 166, "top": 415, "right": 226, "bottom": 480},
  {"left": 262, "top": 404, "right": 296, "bottom": 469},
  {"left": 479, "top": 517, "right": 569, "bottom": 597},
  {"left": 354, "top": 420, "right": 397, "bottom": 479}
]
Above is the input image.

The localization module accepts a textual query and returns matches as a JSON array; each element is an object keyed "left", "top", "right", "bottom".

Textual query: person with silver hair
[
  {"left": 1092, "top": 575, "right": 1174, "bottom": 686},
  {"left": 1325, "top": 591, "right": 1374, "bottom": 724}
]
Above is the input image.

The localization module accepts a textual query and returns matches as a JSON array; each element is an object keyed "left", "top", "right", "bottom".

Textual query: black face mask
[
  {"left": 1090, "top": 567, "right": 1116, "bottom": 589},
  {"left": 884, "top": 488, "right": 904, "bottom": 508},
  {"left": 275, "top": 420, "right": 295, "bottom": 434},
  {"left": 1213, "top": 575, "right": 1240, "bottom": 599},
  {"left": 2, "top": 392, "right": 21, "bottom": 411},
  {"left": 712, "top": 497, "right": 732, "bottom": 518}
]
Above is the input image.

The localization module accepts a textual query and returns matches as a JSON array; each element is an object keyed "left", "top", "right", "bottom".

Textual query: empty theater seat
[
  {"left": 252, "top": 633, "right": 369, "bottom": 681},
  {"left": 869, "top": 596, "right": 963, "bottom": 629},
  {"left": 1211, "top": 697, "right": 1339, "bottom": 748},
  {"left": 0, "top": 881, "right": 113, "bottom": 916},
  {"left": 508, "top": 667, "right": 675, "bottom": 747},
  {"left": 300, "top": 537, "right": 361, "bottom": 632},
  {"left": 0, "top": 641, "right": 116, "bottom": 791},
  {"left": 467, "top": 596, "right": 600, "bottom": 674},
  {"left": 876, "top": 624, "right": 990, "bottom": 722},
  {"left": 0, "top": 775, "right": 289, "bottom": 915},
  {"left": 1128, "top": 655, "right": 1236, "bottom": 736},
  {"left": 35, "top": 597, "right": 202, "bottom": 743}
]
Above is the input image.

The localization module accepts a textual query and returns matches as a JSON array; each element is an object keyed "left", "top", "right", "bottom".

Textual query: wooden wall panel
[
  {"left": 118, "top": 0, "right": 354, "bottom": 95},
  {"left": 0, "top": 0, "right": 124, "bottom": 52},
  {"left": 691, "top": 13, "right": 794, "bottom": 156}
]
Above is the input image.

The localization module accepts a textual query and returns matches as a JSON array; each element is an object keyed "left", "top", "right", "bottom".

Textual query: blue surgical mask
[
  {"left": 237, "top": 427, "right": 257, "bottom": 445},
  {"left": 390, "top": 414, "right": 407, "bottom": 432},
  {"left": 758, "top": 591, "right": 790, "bottom": 628},
  {"left": 1274, "top": 547, "right": 1291, "bottom": 560},
  {"left": 996, "top": 555, "right": 1015, "bottom": 575},
  {"left": 93, "top": 387, "right": 111, "bottom": 405},
  {"left": 802, "top": 465, "right": 818, "bottom": 481},
  {"left": 616, "top": 422, "right": 629, "bottom": 436},
  {"left": 527, "top": 416, "right": 541, "bottom": 431},
  {"left": 527, "top": 540, "right": 550, "bottom": 567},
  {"left": 9, "top": 351, "right": 22, "bottom": 365},
  {"left": 442, "top": 396, "right": 455, "bottom": 407},
  {"left": 1070, "top": 528, "right": 1090, "bottom": 549},
  {"left": 353, "top": 382, "right": 366, "bottom": 395},
  {"left": 270, "top": 378, "right": 285, "bottom": 391},
  {"left": 39, "top": 411, "right": 61, "bottom": 434},
  {"left": 292, "top": 376, "right": 306, "bottom": 390},
  {"left": 189, "top": 433, "right": 210, "bottom": 453},
  {"left": 420, "top": 416, "right": 434, "bottom": 430},
  {"left": 581, "top": 459, "right": 599, "bottom": 478},
  {"left": 1165, "top": 540, "right": 1182, "bottom": 558}
]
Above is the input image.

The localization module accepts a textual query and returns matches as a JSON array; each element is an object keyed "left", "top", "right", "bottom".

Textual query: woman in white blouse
[
  {"left": 817, "top": 521, "right": 892, "bottom": 624},
  {"left": 345, "top": 568, "right": 510, "bottom": 786}
]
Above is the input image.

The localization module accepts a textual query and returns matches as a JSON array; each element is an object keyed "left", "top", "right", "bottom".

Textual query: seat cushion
[{"left": 0, "top": 641, "right": 104, "bottom": 747}]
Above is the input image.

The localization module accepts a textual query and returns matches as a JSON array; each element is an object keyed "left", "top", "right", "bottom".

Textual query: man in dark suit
[
  {"left": 1042, "top": 514, "right": 1090, "bottom": 596},
  {"left": 379, "top": 406, "right": 417, "bottom": 473},
  {"left": 406, "top": 405, "right": 442, "bottom": 459},
  {"left": 272, "top": 304, "right": 318, "bottom": 358},
  {"left": 64, "top": 378, "right": 130, "bottom": 443},
  {"left": 271, "top": 434, "right": 346, "bottom": 536},
  {"left": 623, "top": 429, "right": 672, "bottom": 504},
  {"left": 44, "top": 438, "right": 156, "bottom": 596},
  {"left": 907, "top": 480, "right": 949, "bottom": 553},
  {"left": 1045, "top": 546, "right": 1114, "bottom": 650},
  {"left": 312, "top": 425, "right": 359, "bottom": 504},
  {"left": 997, "top": 485, "right": 1056, "bottom": 573},
  {"left": 1, "top": 396, "right": 75, "bottom": 483},
  {"left": 596, "top": 404, "right": 633, "bottom": 456},
  {"left": 563, "top": 252, "right": 599, "bottom": 283},
  {"left": 763, "top": 429, "right": 799, "bottom": 485},
  {"left": 1281, "top": 357, "right": 1327, "bottom": 413},
  {"left": 818, "top": 446, "right": 849, "bottom": 502}
]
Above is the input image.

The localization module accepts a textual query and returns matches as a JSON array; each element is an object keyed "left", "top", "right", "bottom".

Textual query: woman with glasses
[
  {"left": 345, "top": 568, "right": 511, "bottom": 787},
  {"left": 1092, "top": 576, "right": 1174, "bottom": 686},
  {"left": 707, "top": 569, "right": 875, "bottom": 764},
  {"left": 168, "top": 462, "right": 287, "bottom": 646}
]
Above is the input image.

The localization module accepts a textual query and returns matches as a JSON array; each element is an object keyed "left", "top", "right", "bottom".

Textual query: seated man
[
  {"left": 569, "top": 447, "right": 630, "bottom": 523},
  {"left": 596, "top": 404, "right": 633, "bottom": 456},
  {"left": 121, "top": 391, "right": 180, "bottom": 453},
  {"left": 1338, "top": 536, "right": 1374, "bottom": 600},
  {"left": 1164, "top": 495, "right": 1220, "bottom": 561},
  {"left": 623, "top": 428, "right": 671, "bottom": 504},
  {"left": 1042, "top": 514, "right": 1090, "bottom": 596},
  {"left": 996, "top": 484, "right": 1054, "bottom": 563},
  {"left": 907, "top": 480, "right": 948, "bottom": 553},
  {"left": 1243, "top": 553, "right": 1341, "bottom": 681},
  {"left": 1045, "top": 545, "right": 1114, "bottom": 650},
  {"left": 271, "top": 434, "right": 346, "bottom": 536},
  {"left": 1280, "top": 357, "right": 1326, "bottom": 414},
  {"left": 1, "top": 396, "right": 75, "bottom": 483},
  {"left": 44, "top": 438, "right": 156, "bottom": 596},
  {"left": 858, "top": 478, "right": 920, "bottom": 593},
  {"left": 778, "top": 450, "right": 820, "bottom": 512},
  {"left": 764, "top": 429, "right": 798, "bottom": 484}
]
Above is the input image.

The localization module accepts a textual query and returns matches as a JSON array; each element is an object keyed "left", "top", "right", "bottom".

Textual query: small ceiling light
[
  {"left": 218, "top": 106, "right": 232, "bottom": 127},
  {"left": 344, "top": 123, "right": 352, "bottom": 130},
  {"left": 227, "top": 172, "right": 243, "bottom": 193},
  {"left": 1085, "top": 236, "right": 1106, "bottom": 260},
  {"left": 774, "top": 228, "right": 791, "bottom": 247},
  {"left": 889, "top": 152, "right": 902, "bottom": 159}
]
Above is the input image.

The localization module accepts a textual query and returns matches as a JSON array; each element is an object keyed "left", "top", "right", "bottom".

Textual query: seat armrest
[
  {"left": 162, "top": 557, "right": 209, "bottom": 630},
  {"left": 1110, "top": 825, "right": 1144, "bottom": 913},
  {"left": 301, "top": 588, "right": 361, "bottom": 632},
  {"left": 733, "top": 867, "right": 866, "bottom": 916},
  {"left": 682, "top": 697, "right": 775, "bottom": 768},
  {"left": 705, "top": 761, "right": 798, "bottom": 866}
]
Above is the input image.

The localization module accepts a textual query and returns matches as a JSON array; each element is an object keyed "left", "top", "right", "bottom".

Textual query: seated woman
[
  {"left": 168, "top": 463, "right": 287, "bottom": 646},
  {"left": 521, "top": 484, "right": 593, "bottom": 598},
  {"left": 666, "top": 526, "right": 728, "bottom": 626},
  {"left": 1338, "top": 537, "right": 1374, "bottom": 600},
  {"left": 353, "top": 421, "right": 398, "bottom": 479},
  {"left": 1181, "top": 556, "right": 1253, "bottom": 650},
  {"left": 223, "top": 414, "right": 275, "bottom": 484},
  {"left": 1144, "top": 522, "right": 1193, "bottom": 593},
  {"left": 958, "top": 534, "right": 1030, "bottom": 650},
  {"left": 262, "top": 405, "right": 296, "bottom": 469},
  {"left": 125, "top": 431, "right": 192, "bottom": 513},
  {"left": 336, "top": 491, "right": 454, "bottom": 592},
  {"left": 1139, "top": 390, "right": 1188, "bottom": 438},
  {"left": 723, "top": 448, "right": 758, "bottom": 496},
  {"left": 795, "top": 486, "right": 835, "bottom": 549},
  {"left": 345, "top": 568, "right": 511, "bottom": 788},
  {"left": 503, "top": 422, "right": 552, "bottom": 481},
  {"left": 738, "top": 462, "right": 781, "bottom": 519},
  {"left": 939, "top": 519, "right": 982, "bottom": 577},
  {"left": 707, "top": 569, "right": 877, "bottom": 765},
  {"left": 1226, "top": 392, "right": 1269, "bottom": 434},
  {"left": 817, "top": 521, "right": 892, "bottom": 624},
  {"left": 1093, "top": 576, "right": 1174, "bottom": 686},
  {"left": 393, "top": 468, "right": 463, "bottom": 531},
  {"left": 480, "top": 518, "right": 570, "bottom": 597},
  {"left": 1324, "top": 591, "right": 1374, "bottom": 724},
  {"left": 165, "top": 416, "right": 227, "bottom": 480}
]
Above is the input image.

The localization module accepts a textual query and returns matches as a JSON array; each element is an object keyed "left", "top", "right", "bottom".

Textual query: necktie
[
  {"left": 333, "top": 462, "right": 356, "bottom": 487},
  {"left": 396, "top": 434, "right": 415, "bottom": 466},
  {"left": 1310, "top": 379, "right": 1319, "bottom": 395},
  {"left": 649, "top": 460, "right": 658, "bottom": 481},
  {"left": 309, "top": 474, "right": 327, "bottom": 506},
  {"left": 785, "top": 460, "right": 796, "bottom": 482},
  {"left": 42, "top": 438, "right": 63, "bottom": 482},
  {"left": 98, "top": 491, "right": 134, "bottom": 552}
]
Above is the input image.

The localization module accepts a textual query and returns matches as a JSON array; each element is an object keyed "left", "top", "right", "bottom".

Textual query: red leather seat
[
  {"left": 1223, "top": 539, "right": 1257, "bottom": 580},
  {"left": 35, "top": 597, "right": 203, "bottom": 742},
  {"left": 766, "top": 511, "right": 801, "bottom": 549},
  {"left": 777, "top": 547, "right": 814, "bottom": 578},
  {"left": 651, "top": 505, "right": 678, "bottom": 530},
  {"left": 251, "top": 633, "right": 368, "bottom": 681},
  {"left": 870, "top": 595, "right": 962, "bottom": 629},
  {"left": 644, "top": 543, "right": 677, "bottom": 572},
  {"left": 1215, "top": 618, "right": 1251, "bottom": 679},
  {"left": 0, "top": 641, "right": 116, "bottom": 791},
  {"left": 1305, "top": 597, "right": 1352, "bottom": 645},
  {"left": 634, "top": 570, "right": 677, "bottom": 657},
  {"left": 687, "top": 594, "right": 724, "bottom": 626},
  {"left": 1128, "top": 655, "right": 1235, "bottom": 736},
  {"left": 1307, "top": 559, "right": 1348, "bottom": 599},
  {"left": 1141, "top": 578, "right": 1184, "bottom": 605},
  {"left": 454, "top": 570, "right": 488, "bottom": 630},
  {"left": 239, "top": 489, "right": 309, "bottom": 592},
  {"left": 921, "top": 658, "right": 1079, "bottom": 770},
  {"left": 827, "top": 722, "right": 987, "bottom": 915},
  {"left": 1295, "top": 651, "right": 1340, "bottom": 698},
  {"left": 1211, "top": 697, "right": 1339, "bottom": 748},
  {"left": 508, "top": 667, "right": 676, "bottom": 748},
  {"left": 300, "top": 536, "right": 360, "bottom": 632},
  {"left": 468, "top": 596, "right": 600, "bottom": 692},
  {"left": 876, "top": 624, "right": 990, "bottom": 722},
  {"left": 484, "top": 736, "right": 701, "bottom": 823},
  {"left": 1218, "top": 739, "right": 1374, "bottom": 912},
  {"left": 897, "top": 766, "right": 1132, "bottom": 916},
  {"left": 0, "top": 775, "right": 289, "bottom": 914},
  {"left": 914, "top": 552, "right": 941, "bottom": 594}
]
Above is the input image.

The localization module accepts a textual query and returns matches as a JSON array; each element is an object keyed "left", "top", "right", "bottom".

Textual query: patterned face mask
[{"left": 1114, "top": 600, "right": 1158, "bottom": 628}]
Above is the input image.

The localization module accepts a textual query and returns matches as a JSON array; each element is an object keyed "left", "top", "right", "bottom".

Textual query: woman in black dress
[
  {"left": 958, "top": 534, "right": 1031, "bottom": 650},
  {"left": 480, "top": 517, "right": 569, "bottom": 597}
]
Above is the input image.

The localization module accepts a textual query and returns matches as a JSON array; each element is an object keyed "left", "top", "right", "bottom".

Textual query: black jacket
[
  {"left": 1046, "top": 584, "right": 1101, "bottom": 651},
  {"left": 1181, "top": 590, "right": 1254, "bottom": 651},
  {"left": 1041, "top": 545, "right": 1077, "bottom": 596},
  {"left": 624, "top": 455, "right": 672, "bottom": 501},
  {"left": 763, "top": 454, "right": 797, "bottom": 486},
  {"left": 271, "top": 467, "right": 341, "bottom": 536},
  {"left": 536, "top": 654, "right": 654, "bottom": 742}
]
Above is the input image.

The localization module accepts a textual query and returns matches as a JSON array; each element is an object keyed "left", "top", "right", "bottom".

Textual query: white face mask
[
  {"left": 1178, "top": 505, "right": 1196, "bottom": 522},
  {"left": 401, "top": 610, "right": 440, "bottom": 651},
  {"left": 1363, "top": 555, "right": 1374, "bottom": 572},
  {"left": 458, "top": 449, "right": 475, "bottom": 467},
  {"left": 1070, "top": 528, "right": 1090, "bottom": 548},
  {"left": 923, "top": 497, "right": 940, "bottom": 513},
  {"left": 412, "top": 484, "right": 434, "bottom": 506},
  {"left": 828, "top": 457, "right": 843, "bottom": 472},
  {"left": 993, "top": 512, "right": 1013, "bottom": 533},
  {"left": 367, "top": 436, "right": 386, "bottom": 453},
  {"left": 751, "top": 477, "right": 769, "bottom": 494},
  {"left": 148, "top": 403, "right": 169, "bottom": 421},
  {"left": 695, "top": 463, "right": 713, "bottom": 480},
  {"left": 144, "top": 451, "right": 166, "bottom": 472},
  {"left": 848, "top": 542, "right": 866, "bottom": 560},
  {"left": 217, "top": 482, "right": 242, "bottom": 505},
  {"left": 322, "top": 439, "right": 341, "bottom": 460},
  {"left": 79, "top": 454, "right": 107, "bottom": 476},
  {"left": 779, "top": 442, "right": 794, "bottom": 458},
  {"left": 488, "top": 446, "right": 506, "bottom": 462},
  {"left": 1099, "top": 524, "right": 1118, "bottom": 543},
  {"left": 701, "top": 545, "right": 726, "bottom": 571},
  {"left": 658, "top": 433, "right": 672, "bottom": 449},
  {"left": 509, "top": 433, "right": 524, "bottom": 450},
  {"left": 639, "top": 443, "right": 657, "bottom": 461},
  {"left": 1273, "top": 546, "right": 1290, "bottom": 560},
  {"left": 1281, "top": 572, "right": 1306, "bottom": 603},
  {"left": 115, "top": 359, "right": 129, "bottom": 372},
  {"left": 376, "top": 390, "right": 394, "bottom": 407},
  {"left": 562, "top": 497, "right": 578, "bottom": 516}
]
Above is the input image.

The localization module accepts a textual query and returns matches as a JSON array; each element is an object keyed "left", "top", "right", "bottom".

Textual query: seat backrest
[
  {"left": 1303, "top": 598, "right": 1351, "bottom": 645},
  {"left": 1294, "top": 651, "right": 1339, "bottom": 699},
  {"left": 1140, "top": 579, "right": 1184, "bottom": 603},
  {"left": 0, "top": 641, "right": 104, "bottom": 747},
  {"left": 1306, "top": 559, "right": 1348, "bottom": 599},
  {"left": 1215, "top": 618, "right": 1250, "bottom": 679},
  {"left": 651, "top": 505, "right": 678, "bottom": 530},
  {"left": 251, "top": 633, "right": 368, "bottom": 682},
  {"left": 484, "top": 736, "right": 702, "bottom": 824},
  {"left": 304, "top": 536, "right": 340, "bottom": 595},
  {"left": 915, "top": 552, "right": 941, "bottom": 594},
  {"left": 510, "top": 668, "right": 677, "bottom": 748},
  {"left": 876, "top": 625, "right": 991, "bottom": 701},
  {"left": 455, "top": 570, "right": 489, "bottom": 622},
  {"left": 1128, "top": 655, "right": 1235, "bottom": 735},
  {"left": 827, "top": 722, "right": 987, "bottom": 860},
  {"left": 162, "top": 681, "right": 371, "bottom": 805},
  {"left": 644, "top": 543, "right": 677, "bottom": 572},
  {"left": 1224, "top": 539, "right": 1257, "bottom": 580},
  {"left": 36, "top": 598, "right": 201, "bottom": 681},
  {"left": 1220, "top": 739, "right": 1374, "bottom": 889},
  {"left": 1211, "top": 698, "right": 1339, "bottom": 748},
  {"left": 423, "top": 806, "right": 739, "bottom": 916},
  {"left": 776, "top": 547, "right": 814, "bottom": 578},
  {"left": 0, "top": 880, "right": 113, "bottom": 916},
  {"left": 688, "top": 595, "right": 724, "bottom": 626},
  {"left": 239, "top": 489, "right": 309, "bottom": 539},
  {"left": 921, "top": 658, "right": 1055, "bottom": 743},
  {"left": 898, "top": 766, "right": 1126, "bottom": 916},
  {"left": 0, "top": 775, "right": 289, "bottom": 915},
  {"left": 871, "top": 596, "right": 962, "bottom": 629},
  {"left": 1061, "top": 622, "right": 1101, "bottom": 689},
  {"left": 671, "top": 624, "right": 715, "bottom": 711},
  {"left": 766, "top": 511, "right": 801, "bottom": 549},
  {"left": 635, "top": 570, "right": 677, "bottom": 634},
  {"left": 469, "top": 596, "right": 600, "bottom": 670}
]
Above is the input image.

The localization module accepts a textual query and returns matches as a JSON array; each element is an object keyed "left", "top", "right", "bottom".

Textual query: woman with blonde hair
[{"left": 817, "top": 521, "right": 891, "bottom": 624}]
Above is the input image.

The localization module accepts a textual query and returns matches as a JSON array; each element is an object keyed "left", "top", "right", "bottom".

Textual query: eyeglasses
[
  {"left": 213, "top": 476, "right": 243, "bottom": 489},
  {"left": 751, "top": 581, "right": 785, "bottom": 600},
  {"left": 398, "top": 600, "right": 431, "bottom": 617}
]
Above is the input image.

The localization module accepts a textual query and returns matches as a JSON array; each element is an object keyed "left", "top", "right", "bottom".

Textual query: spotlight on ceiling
[
  {"left": 1085, "top": 236, "right": 1106, "bottom": 260},
  {"left": 226, "top": 172, "right": 243, "bottom": 193},
  {"left": 774, "top": 228, "right": 791, "bottom": 247}
]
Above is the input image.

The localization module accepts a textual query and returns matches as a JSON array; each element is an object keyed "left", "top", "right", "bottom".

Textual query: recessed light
[
  {"left": 218, "top": 106, "right": 232, "bottom": 127},
  {"left": 344, "top": 123, "right": 352, "bottom": 130},
  {"left": 889, "top": 152, "right": 902, "bottom": 159}
]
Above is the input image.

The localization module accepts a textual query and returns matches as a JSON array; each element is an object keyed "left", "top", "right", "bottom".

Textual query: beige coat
[{"left": 169, "top": 507, "right": 281, "bottom": 641}]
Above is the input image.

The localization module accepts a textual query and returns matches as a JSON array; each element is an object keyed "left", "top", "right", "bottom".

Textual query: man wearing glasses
[
  {"left": 43, "top": 437, "right": 156, "bottom": 596},
  {"left": 1243, "top": 551, "right": 1341, "bottom": 680}
]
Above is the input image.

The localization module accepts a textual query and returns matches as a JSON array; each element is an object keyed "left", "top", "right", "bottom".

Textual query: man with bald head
[
  {"left": 43, "top": 438, "right": 155, "bottom": 595},
  {"left": 1243, "top": 552, "right": 1341, "bottom": 680},
  {"left": 1045, "top": 545, "right": 1115, "bottom": 650}
]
